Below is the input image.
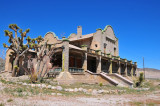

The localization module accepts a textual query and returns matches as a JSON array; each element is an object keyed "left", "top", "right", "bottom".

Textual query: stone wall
[
  {"left": 90, "top": 26, "right": 119, "bottom": 56},
  {"left": 70, "top": 72, "right": 112, "bottom": 85},
  {"left": 101, "top": 26, "right": 119, "bottom": 56}
]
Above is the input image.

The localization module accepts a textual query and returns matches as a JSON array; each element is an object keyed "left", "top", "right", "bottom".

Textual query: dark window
[
  {"left": 114, "top": 48, "right": 116, "bottom": 56},
  {"left": 104, "top": 43, "right": 107, "bottom": 48},
  {"left": 95, "top": 44, "right": 98, "bottom": 47}
]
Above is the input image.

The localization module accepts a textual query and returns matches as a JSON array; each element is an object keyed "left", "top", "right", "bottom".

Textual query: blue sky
[{"left": 0, "top": 0, "right": 160, "bottom": 69}]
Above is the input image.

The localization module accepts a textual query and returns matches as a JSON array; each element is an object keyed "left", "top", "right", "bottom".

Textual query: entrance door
[{"left": 87, "top": 56, "right": 96, "bottom": 73}]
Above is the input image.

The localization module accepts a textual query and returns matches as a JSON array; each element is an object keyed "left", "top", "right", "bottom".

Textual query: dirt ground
[
  {"left": 0, "top": 73, "right": 160, "bottom": 106},
  {"left": 0, "top": 93, "right": 160, "bottom": 106}
]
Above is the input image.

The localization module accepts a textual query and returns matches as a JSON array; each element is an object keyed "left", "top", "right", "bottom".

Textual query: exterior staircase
[
  {"left": 100, "top": 72, "right": 119, "bottom": 86},
  {"left": 100, "top": 72, "right": 133, "bottom": 88}
]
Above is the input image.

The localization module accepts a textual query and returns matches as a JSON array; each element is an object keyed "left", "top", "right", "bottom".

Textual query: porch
[{"left": 47, "top": 40, "right": 137, "bottom": 77}]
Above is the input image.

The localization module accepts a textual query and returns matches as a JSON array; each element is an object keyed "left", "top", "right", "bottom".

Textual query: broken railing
[
  {"left": 48, "top": 67, "right": 83, "bottom": 74},
  {"left": 69, "top": 67, "right": 84, "bottom": 73}
]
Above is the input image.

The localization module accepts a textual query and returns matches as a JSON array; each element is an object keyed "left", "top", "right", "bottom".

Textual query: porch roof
[{"left": 69, "top": 44, "right": 83, "bottom": 51}]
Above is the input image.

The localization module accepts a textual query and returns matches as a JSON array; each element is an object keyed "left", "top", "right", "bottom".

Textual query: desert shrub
[
  {"left": 16, "top": 88, "right": 23, "bottom": 93},
  {"left": 30, "top": 73, "right": 38, "bottom": 83},
  {"left": 99, "top": 82, "right": 103, "bottom": 87},
  {"left": 136, "top": 72, "right": 144, "bottom": 87},
  {"left": 7, "top": 98, "right": 13, "bottom": 102},
  {"left": 0, "top": 103, "right": 4, "bottom": 106}
]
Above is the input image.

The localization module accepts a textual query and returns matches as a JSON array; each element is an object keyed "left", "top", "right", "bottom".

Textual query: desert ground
[{"left": 0, "top": 72, "right": 160, "bottom": 106}]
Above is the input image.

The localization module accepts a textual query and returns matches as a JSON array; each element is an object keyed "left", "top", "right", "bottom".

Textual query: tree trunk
[{"left": 12, "top": 56, "right": 19, "bottom": 77}]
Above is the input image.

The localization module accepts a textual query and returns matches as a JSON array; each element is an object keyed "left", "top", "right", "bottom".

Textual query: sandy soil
[{"left": 0, "top": 92, "right": 160, "bottom": 106}]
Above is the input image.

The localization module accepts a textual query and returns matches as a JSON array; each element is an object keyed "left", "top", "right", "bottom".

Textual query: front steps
[
  {"left": 100, "top": 72, "right": 118, "bottom": 86},
  {"left": 100, "top": 72, "right": 133, "bottom": 88}
]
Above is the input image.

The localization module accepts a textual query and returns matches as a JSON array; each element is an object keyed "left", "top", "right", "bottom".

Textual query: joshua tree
[
  {"left": 3, "top": 24, "right": 34, "bottom": 77},
  {"left": 3, "top": 24, "right": 52, "bottom": 82}
]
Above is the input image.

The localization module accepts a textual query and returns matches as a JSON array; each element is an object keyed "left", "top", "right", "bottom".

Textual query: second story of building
[{"left": 43, "top": 25, "right": 119, "bottom": 56}]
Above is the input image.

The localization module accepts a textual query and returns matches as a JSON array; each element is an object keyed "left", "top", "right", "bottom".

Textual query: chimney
[{"left": 77, "top": 26, "right": 82, "bottom": 39}]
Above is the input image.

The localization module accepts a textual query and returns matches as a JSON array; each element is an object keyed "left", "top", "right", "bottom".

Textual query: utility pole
[{"left": 143, "top": 57, "right": 145, "bottom": 80}]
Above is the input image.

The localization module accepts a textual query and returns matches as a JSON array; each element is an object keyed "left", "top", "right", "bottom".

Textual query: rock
[
  {"left": 37, "top": 84, "right": 41, "bottom": 88},
  {"left": 47, "top": 85, "right": 52, "bottom": 89},
  {"left": 18, "top": 82, "right": 23, "bottom": 84},
  {"left": 64, "top": 89, "right": 69, "bottom": 92},
  {"left": 22, "top": 83, "right": 27, "bottom": 86},
  {"left": 31, "top": 84, "right": 35, "bottom": 87},
  {"left": 142, "top": 88, "right": 150, "bottom": 90},
  {"left": 82, "top": 89, "right": 87, "bottom": 93},
  {"left": 78, "top": 88, "right": 83, "bottom": 92},
  {"left": 22, "top": 92, "right": 27, "bottom": 95},
  {"left": 41, "top": 84, "right": 46, "bottom": 88},
  {"left": 56, "top": 86, "right": 63, "bottom": 91},
  {"left": 51, "top": 93, "right": 56, "bottom": 95},
  {"left": 51, "top": 86, "right": 56, "bottom": 90},
  {"left": 88, "top": 89, "right": 92, "bottom": 93},
  {"left": 68, "top": 88, "right": 74, "bottom": 92},
  {"left": 92, "top": 89, "right": 98, "bottom": 95},
  {"left": 74, "top": 88, "right": 78, "bottom": 92},
  {"left": 104, "top": 90, "right": 109, "bottom": 94},
  {"left": 50, "top": 81, "right": 58, "bottom": 85},
  {"left": 57, "top": 93, "right": 62, "bottom": 96},
  {"left": 97, "top": 90, "right": 104, "bottom": 94}
]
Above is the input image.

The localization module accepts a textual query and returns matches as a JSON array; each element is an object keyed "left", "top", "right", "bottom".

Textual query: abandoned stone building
[{"left": 5, "top": 25, "right": 137, "bottom": 87}]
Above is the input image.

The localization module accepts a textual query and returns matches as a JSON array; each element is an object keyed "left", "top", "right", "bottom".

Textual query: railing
[
  {"left": 121, "top": 71, "right": 126, "bottom": 75},
  {"left": 69, "top": 67, "right": 84, "bottom": 73},
  {"left": 48, "top": 67, "right": 84, "bottom": 73},
  {"left": 48, "top": 67, "right": 62, "bottom": 73}
]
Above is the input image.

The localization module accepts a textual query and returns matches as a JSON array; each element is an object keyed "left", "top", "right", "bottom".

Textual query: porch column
[
  {"left": 62, "top": 39, "right": 69, "bottom": 72},
  {"left": 109, "top": 60, "right": 112, "bottom": 74},
  {"left": 124, "top": 62, "right": 127, "bottom": 76},
  {"left": 134, "top": 62, "right": 137, "bottom": 76},
  {"left": 117, "top": 61, "right": 121, "bottom": 74},
  {"left": 131, "top": 65, "right": 133, "bottom": 77},
  {"left": 82, "top": 52, "right": 87, "bottom": 71},
  {"left": 96, "top": 56, "right": 101, "bottom": 73}
]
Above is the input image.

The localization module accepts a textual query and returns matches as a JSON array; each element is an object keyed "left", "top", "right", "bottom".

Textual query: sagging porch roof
[{"left": 69, "top": 44, "right": 83, "bottom": 51}]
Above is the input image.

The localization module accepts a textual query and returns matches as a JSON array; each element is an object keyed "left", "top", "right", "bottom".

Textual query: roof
[
  {"left": 69, "top": 44, "right": 83, "bottom": 51},
  {"left": 69, "top": 33, "right": 93, "bottom": 41}
]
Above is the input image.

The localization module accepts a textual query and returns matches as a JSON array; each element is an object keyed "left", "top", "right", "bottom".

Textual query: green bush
[
  {"left": 30, "top": 73, "right": 38, "bottom": 83},
  {"left": 136, "top": 72, "right": 144, "bottom": 87},
  {"left": 7, "top": 98, "right": 13, "bottom": 102},
  {"left": 0, "top": 103, "right": 4, "bottom": 106},
  {"left": 99, "top": 82, "right": 103, "bottom": 87},
  {"left": 16, "top": 88, "right": 23, "bottom": 93},
  {"left": 139, "top": 72, "right": 144, "bottom": 84}
]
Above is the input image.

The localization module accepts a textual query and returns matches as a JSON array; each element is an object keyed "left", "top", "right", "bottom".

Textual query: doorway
[{"left": 87, "top": 56, "right": 96, "bottom": 73}]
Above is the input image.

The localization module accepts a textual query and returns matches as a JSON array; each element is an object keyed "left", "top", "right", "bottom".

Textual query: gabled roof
[
  {"left": 44, "top": 32, "right": 60, "bottom": 40},
  {"left": 69, "top": 33, "right": 93, "bottom": 41}
]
